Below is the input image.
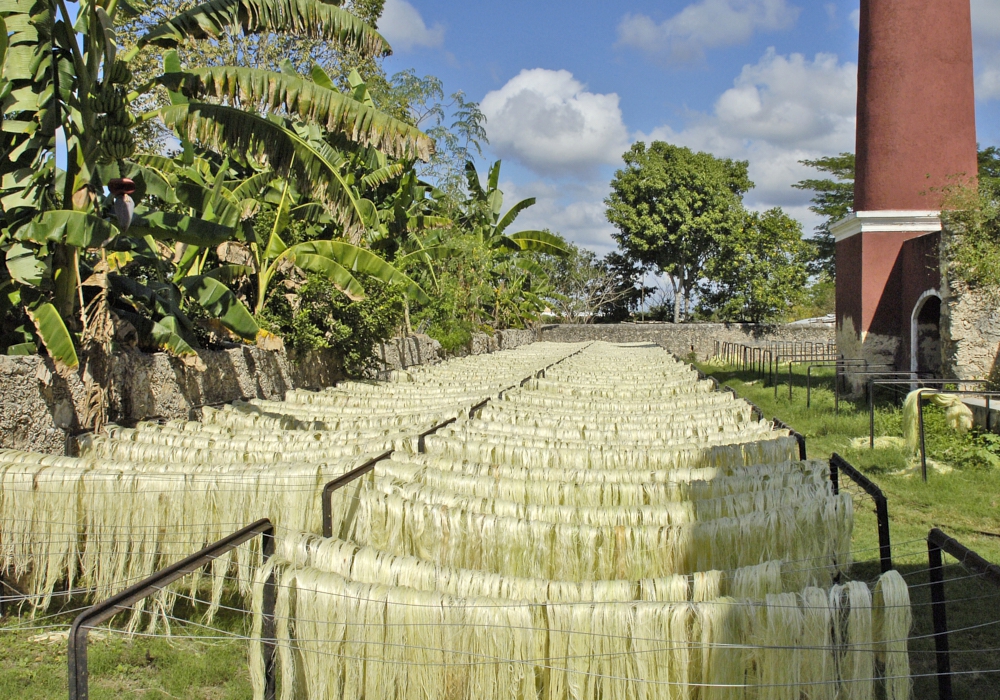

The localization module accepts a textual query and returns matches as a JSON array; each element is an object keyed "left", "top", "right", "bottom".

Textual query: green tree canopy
[
  {"left": 605, "top": 141, "right": 751, "bottom": 323},
  {"left": 699, "top": 208, "right": 810, "bottom": 323},
  {"left": 792, "top": 152, "right": 854, "bottom": 278}
]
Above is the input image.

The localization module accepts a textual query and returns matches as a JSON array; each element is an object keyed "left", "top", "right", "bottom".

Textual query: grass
[
  {"left": 0, "top": 596, "right": 253, "bottom": 699},
  {"left": 701, "top": 361, "right": 1000, "bottom": 699}
]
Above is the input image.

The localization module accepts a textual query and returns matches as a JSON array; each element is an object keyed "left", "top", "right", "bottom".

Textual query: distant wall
[
  {"left": 0, "top": 329, "right": 538, "bottom": 456},
  {"left": 540, "top": 323, "right": 835, "bottom": 359}
]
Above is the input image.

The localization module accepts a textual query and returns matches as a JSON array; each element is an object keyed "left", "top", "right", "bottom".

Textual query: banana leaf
[
  {"left": 128, "top": 211, "right": 235, "bottom": 247},
  {"left": 18, "top": 210, "right": 117, "bottom": 248},
  {"left": 26, "top": 302, "right": 78, "bottom": 370},
  {"left": 179, "top": 274, "right": 259, "bottom": 340}
]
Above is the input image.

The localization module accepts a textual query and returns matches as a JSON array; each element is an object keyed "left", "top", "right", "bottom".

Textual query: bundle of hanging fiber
[
  {"left": 244, "top": 342, "right": 908, "bottom": 700},
  {"left": 901, "top": 389, "right": 975, "bottom": 453}
]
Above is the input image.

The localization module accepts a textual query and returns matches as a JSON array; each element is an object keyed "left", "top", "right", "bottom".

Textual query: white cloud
[
  {"left": 378, "top": 0, "right": 444, "bottom": 52},
  {"left": 644, "top": 49, "right": 857, "bottom": 229},
  {"left": 849, "top": 8, "right": 860, "bottom": 31},
  {"left": 617, "top": 0, "right": 800, "bottom": 63},
  {"left": 500, "top": 180, "right": 619, "bottom": 256},
  {"left": 481, "top": 69, "right": 630, "bottom": 178}
]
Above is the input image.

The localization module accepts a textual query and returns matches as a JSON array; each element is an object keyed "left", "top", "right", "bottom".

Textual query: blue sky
[{"left": 375, "top": 0, "right": 1000, "bottom": 256}]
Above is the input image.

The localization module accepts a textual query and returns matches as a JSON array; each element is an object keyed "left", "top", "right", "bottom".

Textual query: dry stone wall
[
  {"left": 541, "top": 323, "right": 834, "bottom": 360},
  {"left": 1, "top": 329, "right": 539, "bottom": 456}
]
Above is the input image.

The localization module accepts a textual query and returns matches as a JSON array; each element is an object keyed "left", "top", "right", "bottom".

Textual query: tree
[
  {"left": 382, "top": 70, "right": 489, "bottom": 195},
  {"left": 792, "top": 152, "right": 855, "bottom": 278},
  {"left": 600, "top": 252, "right": 650, "bottom": 322},
  {"left": 979, "top": 146, "right": 1000, "bottom": 198},
  {"left": 698, "top": 208, "right": 810, "bottom": 323},
  {"left": 605, "top": 142, "right": 751, "bottom": 323},
  {"left": 538, "top": 244, "right": 638, "bottom": 324}
]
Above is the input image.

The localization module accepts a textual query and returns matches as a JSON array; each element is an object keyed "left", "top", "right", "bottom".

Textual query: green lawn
[
  {"left": 0, "top": 600, "right": 252, "bottom": 699},
  {"left": 702, "top": 362, "right": 1000, "bottom": 699}
]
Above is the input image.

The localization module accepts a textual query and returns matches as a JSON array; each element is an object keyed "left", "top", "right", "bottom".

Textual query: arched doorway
[{"left": 911, "top": 291, "right": 942, "bottom": 375}]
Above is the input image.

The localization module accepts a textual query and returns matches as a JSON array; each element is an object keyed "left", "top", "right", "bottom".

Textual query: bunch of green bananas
[
  {"left": 105, "top": 59, "right": 133, "bottom": 85},
  {"left": 89, "top": 85, "right": 124, "bottom": 115},
  {"left": 90, "top": 71, "right": 137, "bottom": 162},
  {"left": 98, "top": 122, "right": 135, "bottom": 161}
]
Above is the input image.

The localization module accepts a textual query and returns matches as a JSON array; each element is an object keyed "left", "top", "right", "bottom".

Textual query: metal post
[
  {"left": 829, "top": 454, "right": 893, "bottom": 572},
  {"left": 260, "top": 529, "right": 277, "bottom": 700},
  {"left": 807, "top": 366, "right": 813, "bottom": 408},
  {"left": 788, "top": 362, "right": 793, "bottom": 401},
  {"left": 919, "top": 393, "right": 929, "bottom": 482},
  {"left": 869, "top": 379, "right": 875, "bottom": 449},
  {"left": 834, "top": 363, "right": 840, "bottom": 414},
  {"left": 69, "top": 520, "right": 277, "bottom": 700},
  {"left": 774, "top": 356, "right": 780, "bottom": 399},
  {"left": 875, "top": 494, "right": 893, "bottom": 573},
  {"left": 927, "top": 538, "right": 953, "bottom": 700}
]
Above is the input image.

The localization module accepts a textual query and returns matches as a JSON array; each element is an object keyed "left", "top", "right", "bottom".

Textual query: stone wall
[
  {"left": 1, "top": 345, "right": 344, "bottom": 456},
  {"left": 1, "top": 329, "right": 540, "bottom": 456},
  {"left": 941, "top": 279, "right": 1000, "bottom": 383},
  {"left": 540, "top": 323, "right": 834, "bottom": 360}
]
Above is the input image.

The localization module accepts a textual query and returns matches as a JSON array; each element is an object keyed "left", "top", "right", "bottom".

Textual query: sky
[{"left": 375, "top": 0, "right": 1000, "bottom": 257}]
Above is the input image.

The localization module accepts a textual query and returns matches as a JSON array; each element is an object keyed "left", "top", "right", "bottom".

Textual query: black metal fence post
[
  {"left": 829, "top": 454, "right": 893, "bottom": 573},
  {"left": 68, "top": 519, "right": 278, "bottom": 700},
  {"left": 869, "top": 379, "right": 876, "bottom": 449},
  {"left": 919, "top": 392, "right": 929, "bottom": 482},
  {"left": 927, "top": 534, "right": 953, "bottom": 700},
  {"left": 773, "top": 417, "right": 807, "bottom": 460},
  {"left": 322, "top": 450, "right": 394, "bottom": 538}
]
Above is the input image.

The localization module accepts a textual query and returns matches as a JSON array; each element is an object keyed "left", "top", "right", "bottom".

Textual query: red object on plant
[{"left": 108, "top": 178, "right": 136, "bottom": 197}]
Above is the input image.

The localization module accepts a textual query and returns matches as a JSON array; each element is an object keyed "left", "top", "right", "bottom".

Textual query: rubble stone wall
[{"left": 1, "top": 329, "right": 538, "bottom": 455}]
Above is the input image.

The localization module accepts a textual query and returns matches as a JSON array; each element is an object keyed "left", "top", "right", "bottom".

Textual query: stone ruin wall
[{"left": 940, "top": 279, "right": 1000, "bottom": 384}]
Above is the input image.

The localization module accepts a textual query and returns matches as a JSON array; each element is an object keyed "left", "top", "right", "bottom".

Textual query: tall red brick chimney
[{"left": 834, "top": 0, "right": 978, "bottom": 370}]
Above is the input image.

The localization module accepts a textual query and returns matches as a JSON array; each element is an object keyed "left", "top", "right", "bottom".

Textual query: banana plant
[
  {"left": 0, "top": 0, "right": 434, "bottom": 367},
  {"left": 241, "top": 178, "right": 430, "bottom": 315},
  {"left": 461, "top": 160, "right": 569, "bottom": 257}
]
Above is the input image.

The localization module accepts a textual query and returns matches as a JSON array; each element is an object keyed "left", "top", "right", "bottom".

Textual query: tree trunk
[
  {"left": 52, "top": 243, "right": 80, "bottom": 329},
  {"left": 672, "top": 276, "right": 681, "bottom": 324}
]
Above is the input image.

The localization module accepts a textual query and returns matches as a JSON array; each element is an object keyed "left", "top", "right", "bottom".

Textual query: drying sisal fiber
[
  {"left": 250, "top": 563, "right": 909, "bottom": 700},
  {"left": 873, "top": 570, "right": 912, "bottom": 700},
  {"left": 902, "top": 390, "right": 975, "bottom": 453},
  {"left": 342, "top": 487, "right": 853, "bottom": 581}
]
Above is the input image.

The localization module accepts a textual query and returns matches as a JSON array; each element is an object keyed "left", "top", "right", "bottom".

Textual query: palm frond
[
  {"left": 138, "top": 0, "right": 390, "bottom": 57},
  {"left": 293, "top": 240, "right": 430, "bottom": 303},
  {"left": 160, "top": 67, "right": 433, "bottom": 161},
  {"left": 507, "top": 230, "right": 570, "bottom": 257}
]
